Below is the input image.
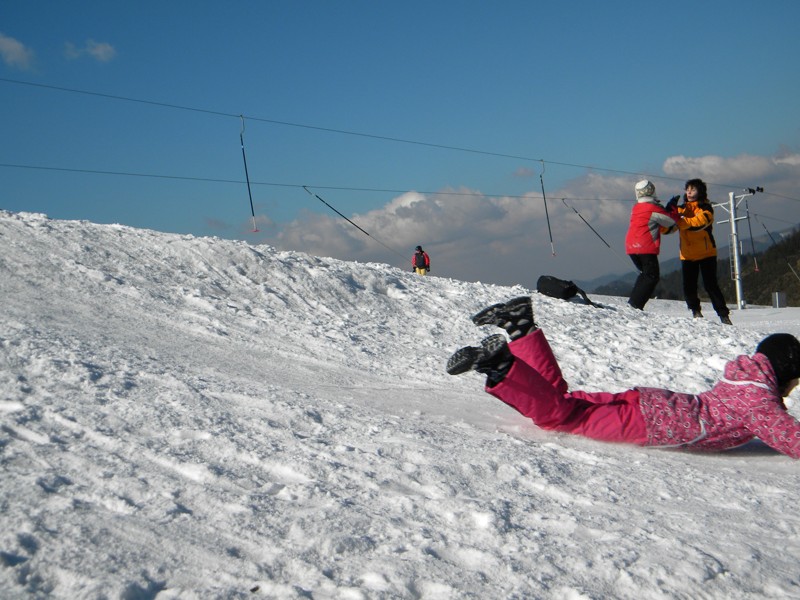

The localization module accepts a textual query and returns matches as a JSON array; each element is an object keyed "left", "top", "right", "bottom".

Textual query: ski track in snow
[{"left": 2, "top": 209, "right": 800, "bottom": 599}]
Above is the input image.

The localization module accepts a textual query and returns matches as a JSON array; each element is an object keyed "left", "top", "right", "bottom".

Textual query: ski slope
[{"left": 2, "top": 209, "right": 800, "bottom": 599}]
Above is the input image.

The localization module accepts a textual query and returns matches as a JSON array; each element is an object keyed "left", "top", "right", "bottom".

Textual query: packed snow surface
[{"left": 2, "top": 209, "right": 800, "bottom": 599}]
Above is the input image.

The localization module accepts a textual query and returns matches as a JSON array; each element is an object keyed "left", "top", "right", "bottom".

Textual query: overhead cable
[
  {"left": 0, "top": 77, "right": 761, "bottom": 190},
  {"left": 2, "top": 78, "right": 799, "bottom": 203},
  {"left": 0, "top": 161, "right": 633, "bottom": 202}
]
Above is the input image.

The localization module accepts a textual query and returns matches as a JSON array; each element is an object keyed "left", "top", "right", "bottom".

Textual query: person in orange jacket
[
  {"left": 412, "top": 246, "right": 430, "bottom": 275},
  {"left": 675, "top": 179, "right": 732, "bottom": 325}
]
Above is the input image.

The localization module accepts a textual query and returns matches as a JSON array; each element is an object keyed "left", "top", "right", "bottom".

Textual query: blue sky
[{"left": 2, "top": 1, "right": 799, "bottom": 286}]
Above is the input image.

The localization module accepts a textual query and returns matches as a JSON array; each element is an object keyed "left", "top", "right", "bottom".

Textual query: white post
[
  {"left": 727, "top": 192, "right": 746, "bottom": 309},
  {"left": 715, "top": 188, "right": 762, "bottom": 310}
]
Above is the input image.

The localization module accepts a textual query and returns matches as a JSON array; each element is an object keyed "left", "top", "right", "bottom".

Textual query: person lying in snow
[{"left": 447, "top": 296, "right": 800, "bottom": 458}]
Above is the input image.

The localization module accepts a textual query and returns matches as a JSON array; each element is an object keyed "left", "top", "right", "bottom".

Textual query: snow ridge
[{"left": 2, "top": 210, "right": 800, "bottom": 599}]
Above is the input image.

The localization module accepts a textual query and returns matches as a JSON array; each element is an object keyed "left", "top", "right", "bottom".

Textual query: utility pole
[{"left": 714, "top": 188, "right": 763, "bottom": 310}]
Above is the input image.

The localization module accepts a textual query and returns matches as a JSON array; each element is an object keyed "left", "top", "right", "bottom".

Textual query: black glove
[{"left": 665, "top": 195, "right": 681, "bottom": 211}]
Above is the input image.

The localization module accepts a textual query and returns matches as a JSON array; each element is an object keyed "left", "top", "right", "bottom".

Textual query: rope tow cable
[
  {"left": 301, "top": 187, "right": 407, "bottom": 263},
  {"left": 239, "top": 116, "right": 259, "bottom": 232},
  {"left": 539, "top": 160, "right": 555, "bottom": 255},
  {"left": 562, "top": 198, "right": 632, "bottom": 270}
]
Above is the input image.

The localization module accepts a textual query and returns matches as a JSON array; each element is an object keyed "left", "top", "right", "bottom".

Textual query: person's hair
[
  {"left": 756, "top": 333, "right": 800, "bottom": 392},
  {"left": 684, "top": 178, "right": 708, "bottom": 202}
]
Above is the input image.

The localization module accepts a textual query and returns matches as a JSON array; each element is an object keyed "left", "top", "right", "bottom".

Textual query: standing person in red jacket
[
  {"left": 625, "top": 180, "right": 679, "bottom": 310},
  {"left": 412, "top": 246, "right": 430, "bottom": 275},
  {"left": 676, "top": 178, "right": 732, "bottom": 325},
  {"left": 446, "top": 296, "right": 800, "bottom": 458}
]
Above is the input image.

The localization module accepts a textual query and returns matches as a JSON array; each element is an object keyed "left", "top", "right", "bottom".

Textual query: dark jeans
[
  {"left": 682, "top": 257, "right": 729, "bottom": 317},
  {"left": 628, "top": 254, "right": 660, "bottom": 310}
]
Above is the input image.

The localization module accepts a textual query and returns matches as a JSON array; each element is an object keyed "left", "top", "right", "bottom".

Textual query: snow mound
[{"left": 2, "top": 209, "right": 800, "bottom": 599}]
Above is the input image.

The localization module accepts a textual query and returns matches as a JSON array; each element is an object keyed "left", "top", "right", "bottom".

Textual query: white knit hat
[{"left": 635, "top": 179, "right": 656, "bottom": 199}]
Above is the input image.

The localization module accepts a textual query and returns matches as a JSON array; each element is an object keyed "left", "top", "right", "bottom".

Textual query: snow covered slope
[{"left": 2, "top": 209, "right": 800, "bottom": 599}]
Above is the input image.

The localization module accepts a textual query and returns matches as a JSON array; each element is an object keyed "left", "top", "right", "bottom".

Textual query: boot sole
[
  {"left": 446, "top": 334, "right": 508, "bottom": 375},
  {"left": 471, "top": 296, "right": 531, "bottom": 326},
  {"left": 446, "top": 346, "right": 481, "bottom": 375}
]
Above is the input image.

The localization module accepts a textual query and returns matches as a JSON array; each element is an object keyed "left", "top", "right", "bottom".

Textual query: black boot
[
  {"left": 471, "top": 296, "right": 536, "bottom": 341},
  {"left": 446, "top": 334, "right": 514, "bottom": 387}
]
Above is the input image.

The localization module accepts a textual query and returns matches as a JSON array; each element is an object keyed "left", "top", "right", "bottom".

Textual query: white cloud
[
  {"left": 663, "top": 152, "right": 800, "bottom": 184},
  {"left": 65, "top": 40, "right": 117, "bottom": 63},
  {"left": 0, "top": 33, "right": 35, "bottom": 70},
  {"left": 265, "top": 181, "right": 633, "bottom": 285},
  {"left": 254, "top": 151, "right": 800, "bottom": 285},
  {"left": 663, "top": 151, "right": 800, "bottom": 204},
  {"left": 663, "top": 154, "right": 776, "bottom": 182},
  {"left": 513, "top": 166, "right": 535, "bottom": 178},
  {"left": 775, "top": 154, "right": 800, "bottom": 168}
]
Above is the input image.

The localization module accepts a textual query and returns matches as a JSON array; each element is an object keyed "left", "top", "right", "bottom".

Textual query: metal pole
[
  {"left": 727, "top": 192, "right": 746, "bottom": 309},
  {"left": 715, "top": 188, "right": 762, "bottom": 310}
]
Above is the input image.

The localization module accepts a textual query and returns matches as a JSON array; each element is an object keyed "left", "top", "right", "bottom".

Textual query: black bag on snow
[{"left": 536, "top": 275, "right": 600, "bottom": 308}]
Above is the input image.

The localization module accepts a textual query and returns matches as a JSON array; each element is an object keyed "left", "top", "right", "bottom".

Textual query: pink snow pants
[{"left": 487, "top": 330, "right": 648, "bottom": 444}]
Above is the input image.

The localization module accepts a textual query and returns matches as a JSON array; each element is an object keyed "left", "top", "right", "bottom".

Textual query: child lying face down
[{"left": 447, "top": 297, "right": 800, "bottom": 457}]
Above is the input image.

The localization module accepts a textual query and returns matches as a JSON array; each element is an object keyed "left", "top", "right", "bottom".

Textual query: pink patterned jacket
[{"left": 637, "top": 353, "right": 800, "bottom": 458}]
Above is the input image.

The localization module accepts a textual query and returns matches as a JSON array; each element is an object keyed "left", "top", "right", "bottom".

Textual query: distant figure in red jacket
[
  {"left": 412, "top": 246, "right": 430, "bottom": 275},
  {"left": 447, "top": 296, "right": 800, "bottom": 458},
  {"left": 625, "top": 180, "right": 679, "bottom": 310}
]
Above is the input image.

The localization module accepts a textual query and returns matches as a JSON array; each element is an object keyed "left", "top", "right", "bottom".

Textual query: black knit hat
[{"left": 756, "top": 333, "right": 800, "bottom": 389}]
